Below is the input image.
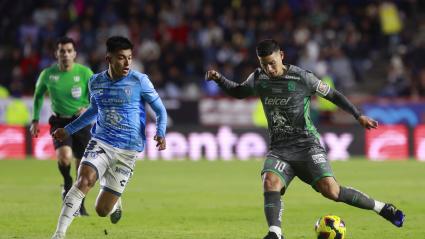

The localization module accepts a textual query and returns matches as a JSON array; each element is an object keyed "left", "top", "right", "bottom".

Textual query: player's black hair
[
  {"left": 56, "top": 36, "right": 76, "bottom": 49},
  {"left": 256, "top": 39, "right": 281, "bottom": 57},
  {"left": 106, "top": 36, "right": 134, "bottom": 53}
]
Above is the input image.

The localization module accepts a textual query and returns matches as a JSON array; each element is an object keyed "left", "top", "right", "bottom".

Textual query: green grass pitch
[{"left": 0, "top": 158, "right": 423, "bottom": 238}]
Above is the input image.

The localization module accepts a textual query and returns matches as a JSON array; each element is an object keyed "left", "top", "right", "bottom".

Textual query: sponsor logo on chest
[{"left": 264, "top": 97, "right": 291, "bottom": 105}]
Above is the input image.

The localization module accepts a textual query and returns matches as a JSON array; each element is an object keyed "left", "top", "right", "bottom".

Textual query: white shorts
[{"left": 81, "top": 139, "right": 138, "bottom": 196}]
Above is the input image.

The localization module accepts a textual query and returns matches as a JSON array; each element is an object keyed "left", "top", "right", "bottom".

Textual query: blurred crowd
[{"left": 1, "top": 0, "right": 425, "bottom": 99}]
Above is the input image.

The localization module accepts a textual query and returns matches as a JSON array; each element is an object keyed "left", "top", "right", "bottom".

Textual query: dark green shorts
[{"left": 261, "top": 145, "right": 334, "bottom": 191}]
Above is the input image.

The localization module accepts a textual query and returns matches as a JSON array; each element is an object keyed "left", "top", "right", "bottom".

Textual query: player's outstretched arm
[
  {"left": 323, "top": 89, "right": 378, "bottom": 130},
  {"left": 205, "top": 69, "right": 255, "bottom": 99},
  {"left": 52, "top": 128, "right": 69, "bottom": 142},
  {"left": 358, "top": 115, "right": 378, "bottom": 130}
]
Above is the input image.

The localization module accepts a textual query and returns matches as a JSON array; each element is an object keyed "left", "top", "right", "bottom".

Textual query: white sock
[
  {"left": 373, "top": 200, "right": 385, "bottom": 213},
  {"left": 269, "top": 226, "right": 282, "bottom": 237},
  {"left": 54, "top": 186, "right": 85, "bottom": 234}
]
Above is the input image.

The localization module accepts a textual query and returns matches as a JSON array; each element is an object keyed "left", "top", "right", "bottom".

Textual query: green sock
[{"left": 337, "top": 186, "right": 375, "bottom": 210}]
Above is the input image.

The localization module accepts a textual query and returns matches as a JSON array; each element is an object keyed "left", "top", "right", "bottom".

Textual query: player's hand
[
  {"left": 51, "top": 128, "right": 69, "bottom": 142},
  {"left": 358, "top": 115, "right": 378, "bottom": 130},
  {"left": 205, "top": 70, "right": 221, "bottom": 81},
  {"left": 30, "top": 121, "right": 40, "bottom": 137},
  {"left": 154, "top": 135, "right": 166, "bottom": 151}
]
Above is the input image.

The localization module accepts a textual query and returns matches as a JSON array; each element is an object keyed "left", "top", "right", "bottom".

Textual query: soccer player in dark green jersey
[
  {"left": 30, "top": 37, "right": 93, "bottom": 216},
  {"left": 206, "top": 39, "right": 405, "bottom": 239}
]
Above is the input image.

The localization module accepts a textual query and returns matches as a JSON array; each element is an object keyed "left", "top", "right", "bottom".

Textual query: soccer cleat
[
  {"left": 51, "top": 232, "right": 65, "bottom": 239},
  {"left": 263, "top": 231, "right": 284, "bottom": 239},
  {"left": 110, "top": 197, "right": 122, "bottom": 224},
  {"left": 379, "top": 203, "right": 405, "bottom": 227}
]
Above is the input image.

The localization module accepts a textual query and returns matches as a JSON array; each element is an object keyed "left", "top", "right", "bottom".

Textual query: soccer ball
[{"left": 314, "top": 215, "right": 346, "bottom": 239}]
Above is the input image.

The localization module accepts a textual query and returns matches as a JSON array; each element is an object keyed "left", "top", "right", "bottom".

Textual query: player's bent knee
[
  {"left": 320, "top": 189, "right": 339, "bottom": 201},
  {"left": 263, "top": 172, "right": 283, "bottom": 191},
  {"left": 57, "top": 155, "right": 73, "bottom": 166},
  {"left": 56, "top": 148, "right": 73, "bottom": 165},
  {"left": 317, "top": 179, "right": 340, "bottom": 201},
  {"left": 76, "top": 175, "right": 96, "bottom": 190}
]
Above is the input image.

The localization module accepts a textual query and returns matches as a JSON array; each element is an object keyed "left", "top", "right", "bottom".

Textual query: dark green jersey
[
  {"left": 33, "top": 63, "right": 93, "bottom": 120},
  {"left": 215, "top": 64, "right": 361, "bottom": 151}
]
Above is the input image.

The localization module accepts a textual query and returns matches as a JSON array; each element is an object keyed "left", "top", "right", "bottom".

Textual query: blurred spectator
[
  {"left": 379, "top": 1, "right": 403, "bottom": 52},
  {"left": 32, "top": 2, "right": 58, "bottom": 27},
  {"left": 379, "top": 55, "right": 409, "bottom": 97},
  {"left": 0, "top": 0, "right": 424, "bottom": 100},
  {"left": 328, "top": 46, "right": 356, "bottom": 93},
  {"left": 411, "top": 67, "right": 425, "bottom": 98}
]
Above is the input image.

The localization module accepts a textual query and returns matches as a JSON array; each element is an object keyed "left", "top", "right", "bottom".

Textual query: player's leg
[
  {"left": 71, "top": 125, "right": 92, "bottom": 216},
  {"left": 262, "top": 172, "right": 284, "bottom": 239},
  {"left": 52, "top": 164, "right": 98, "bottom": 238},
  {"left": 261, "top": 154, "right": 295, "bottom": 239},
  {"left": 52, "top": 139, "right": 109, "bottom": 238},
  {"left": 94, "top": 189, "right": 121, "bottom": 221},
  {"left": 315, "top": 177, "right": 405, "bottom": 227},
  {"left": 97, "top": 162, "right": 132, "bottom": 224},
  {"left": 49, "top": 115, "right": 74, "bottom": 199},
  {"left": 316, "top": 177, "right": 376, "bottom": 208},
  {"left": 305, "top": 146, "right": 406, "bottom": 228},
  {"left": 95, "top": 148, "right": 137, "bottom": 224},
  {"left": 56, "top": 146, "right": 74, "bottom": 198},
  {"left": 300, "top": 148, "right": 380, "bottom": 211}
]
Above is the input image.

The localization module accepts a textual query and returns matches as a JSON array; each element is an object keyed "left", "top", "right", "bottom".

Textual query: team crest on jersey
[
  {"left": 73, "top": 76, "right": 80, "bottom": 82},
  {"left": 317, "top": 81, "right": 330, "bottom": 96},
  {"left": 124, "top": 87, "right": 131, "bottom": 96},
  {"left": 288, "top": 81, "right": 296, "bottom": 91},
  {"left": 49, "top": 75, "right": 59, "bottom": 81}
]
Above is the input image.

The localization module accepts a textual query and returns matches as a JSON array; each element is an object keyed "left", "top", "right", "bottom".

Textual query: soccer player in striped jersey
[
  {"left": 50, "top": 36, "right": 167, "bottom": 239},
  {"left": 206, "top": 39, "right": 405, "bottom": 239}
]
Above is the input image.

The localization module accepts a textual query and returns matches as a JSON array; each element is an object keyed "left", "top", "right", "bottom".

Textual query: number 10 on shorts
[{"left": 274, "top": 161, "right": 286, "bottom": 172}]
